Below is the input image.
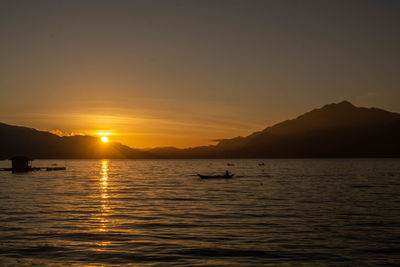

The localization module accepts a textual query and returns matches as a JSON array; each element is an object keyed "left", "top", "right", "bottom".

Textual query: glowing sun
[{"left": 101, "top": 136, "right": 109, "bottom": 143}]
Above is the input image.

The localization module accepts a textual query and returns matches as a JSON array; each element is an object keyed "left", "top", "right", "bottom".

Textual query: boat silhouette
[{"left": 197, "top": 172, "right": 234, "bottom": 179}]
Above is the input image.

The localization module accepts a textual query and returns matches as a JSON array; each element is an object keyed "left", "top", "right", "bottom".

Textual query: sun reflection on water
[{"left": 97, "top": 160, "right": 111, "bottom": 247}]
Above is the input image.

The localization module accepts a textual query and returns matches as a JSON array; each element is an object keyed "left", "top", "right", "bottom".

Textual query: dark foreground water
[{"left": 0, "top": 159, "right": 399, "bottom": 266}]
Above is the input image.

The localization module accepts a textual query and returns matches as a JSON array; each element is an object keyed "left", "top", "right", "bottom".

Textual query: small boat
[{"left": 197, "top": 173, "right": 234, "bottom": 179}]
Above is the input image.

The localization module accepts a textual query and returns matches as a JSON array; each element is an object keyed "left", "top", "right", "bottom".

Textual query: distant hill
[
  {"left": 1, "top": 101, "right": 400, "bottom": 159},
  {"left": 148, "top": 101, "right": 400, "bottom": 158},
  {"left": 0, "top": 123, "right": 149, "bottom": 159}
]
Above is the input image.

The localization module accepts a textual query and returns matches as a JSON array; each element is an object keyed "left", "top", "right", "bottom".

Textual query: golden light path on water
[{"left": 97, "top": 160, "right": 111, "bottom": 249}]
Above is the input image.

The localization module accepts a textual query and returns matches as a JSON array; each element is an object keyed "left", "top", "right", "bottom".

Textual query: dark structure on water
[
  {"left": 0, "top": 156, "right": 66, "bottom": 173},
  {"left": 10, "top": 156, "right": 33, "bottom": 172}
]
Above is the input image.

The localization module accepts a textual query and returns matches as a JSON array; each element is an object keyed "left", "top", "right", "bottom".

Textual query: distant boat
[
  {"left": 227, "top": 163, "right": 234, "bottom": 166},
  {"left": 258, "top": 162, "right": 265, "bottom": 166},
  {"left": 197, "top": 173, "right": 234, "bottom": 179}
]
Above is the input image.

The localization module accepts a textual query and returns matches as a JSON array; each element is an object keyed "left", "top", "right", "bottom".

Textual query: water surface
[{"left": 0, "top": 159, "right": 399, "bottom": 266}]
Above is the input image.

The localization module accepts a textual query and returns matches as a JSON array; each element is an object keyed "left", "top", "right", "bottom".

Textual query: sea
[{"left": 0, "top": 159, "right": 399, "bottom": 266}]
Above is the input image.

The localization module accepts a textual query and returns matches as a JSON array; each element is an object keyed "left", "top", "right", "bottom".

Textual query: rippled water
[{"left": 0, "top": 159, "right": 399, "bottom": 266}]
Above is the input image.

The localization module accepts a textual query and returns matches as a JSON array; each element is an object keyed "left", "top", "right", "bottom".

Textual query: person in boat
[{"left": 225, "top": 170, "right": 230, "bottom": 177}]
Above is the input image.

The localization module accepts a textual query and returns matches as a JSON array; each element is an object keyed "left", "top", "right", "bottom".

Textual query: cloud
[{"left": 49, "top": 130, "right": 84, "bottom": 137}]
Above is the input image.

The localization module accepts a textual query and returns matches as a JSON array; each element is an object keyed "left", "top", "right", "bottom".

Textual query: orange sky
[{"left": 0, "top": 1, "right": 399, "bottom": 148}]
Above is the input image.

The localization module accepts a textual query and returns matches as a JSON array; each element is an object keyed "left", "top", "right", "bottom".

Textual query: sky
[{"left": 0, "top": 0, "right": 399, "bottom": 148}]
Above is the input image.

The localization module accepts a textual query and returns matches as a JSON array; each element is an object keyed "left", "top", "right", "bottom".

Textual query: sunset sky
[{"left": 1, "top": 0, "right": 399, "bottom": 148}]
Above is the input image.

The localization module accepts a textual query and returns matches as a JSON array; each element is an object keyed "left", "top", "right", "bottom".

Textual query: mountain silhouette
[
  {"left": 147, "top": 101, "right": 400, "bottom": 158},
  {"left": 1, "top": 101, "right": 399, "bottom": 159},
  {"left": 0, "top": 123, "right": 148, "bottom": 159}
]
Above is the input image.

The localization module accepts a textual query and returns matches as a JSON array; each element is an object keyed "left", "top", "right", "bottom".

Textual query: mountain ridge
[
  {"left": 1, "top": 101, "right": 399, "bottom": 159},
  {"left": 147, "top": 101, "right": 400, "bottom": 158},
  {"left": 0, "top": 122, "right": 149, "bottom": 159}
]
